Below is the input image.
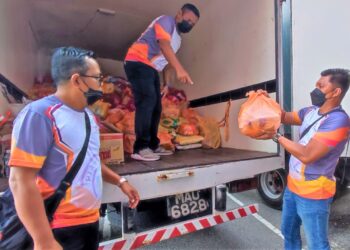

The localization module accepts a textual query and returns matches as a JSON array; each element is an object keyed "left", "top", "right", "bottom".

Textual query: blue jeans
[{"left": 281, "top": 187, "right": 332, "bottom": 250}]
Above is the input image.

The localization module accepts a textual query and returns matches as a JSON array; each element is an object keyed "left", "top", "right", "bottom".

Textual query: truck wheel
[{"left": 257, "top": 169, "right": 287, "bottom": 210}]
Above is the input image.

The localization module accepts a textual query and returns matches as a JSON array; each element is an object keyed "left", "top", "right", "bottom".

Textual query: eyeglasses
[{"left": 80, "top": 74, "right": 104, "bottom": 86}]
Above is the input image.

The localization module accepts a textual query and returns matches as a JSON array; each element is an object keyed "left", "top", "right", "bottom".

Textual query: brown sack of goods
[
  {"left": 197, "top": 117, "right": 221, "bottom": 149},
  {"left": 238, "top": 90, "right": 281, "bottom": 138}
]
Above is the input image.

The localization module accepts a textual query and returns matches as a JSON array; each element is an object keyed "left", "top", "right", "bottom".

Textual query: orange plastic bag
[
  {"left": 115, "top": 111, "right": 135, "bottom": 135},
  {"left": 90, "top": 100, "right": 111, "bottom": 118},
  {"left": 177, "top": 123, "right": 199, "bottom": 136},
  {"left": 162, "top": 98, "right": 187, "bottom": 120},
  {"left": 158, "top": 132, "right": 175, "bottom": 151},
  {"left": 123, "top": 134, "right": 136, "bottom": 154},
  {"left": 238, "top": 90, "right": 281, "bottom": 138},
  {"left": 105, "top": 108, "right": 125, "bottom": 124},
  {"left": 180, "top": 108, "right": 200, "bottom": 124}
]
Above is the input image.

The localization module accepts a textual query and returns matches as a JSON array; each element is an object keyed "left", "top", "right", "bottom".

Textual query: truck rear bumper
[{"left": 99, "top": 204, "right": 258, "bottom": 250}]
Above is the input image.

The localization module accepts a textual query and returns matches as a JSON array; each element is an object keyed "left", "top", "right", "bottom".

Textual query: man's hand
[
  {"left": 256, "top": 89, "right": 269, "bottom": 97},
  {"left": 120, "top": 182, "right": 140, "bottom": 209},
  {"left": 35, "top": 239, "right": 62, "bottom": 250},
  {"left": 255, "top": 130, "right": 276, "bottom": 140},
  {"left": 161, "top": 85, "right": 169, "bottom": 97},
  {"left": 176, "top": 67, "right": 194, "bottom": 85},
  {"left": 101, "top": 164, "right": 140, "bottom": 209},
  {"left": 158, "top": 39, "right": 194, "bottom": 85}
]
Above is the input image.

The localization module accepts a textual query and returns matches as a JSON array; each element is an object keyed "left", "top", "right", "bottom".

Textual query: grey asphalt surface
[
  {"left": 141, "top": 189, "right": 350, "bottom": 250},
  {"left": 100, "top": 188, "right": 350, "bottom": 250}
]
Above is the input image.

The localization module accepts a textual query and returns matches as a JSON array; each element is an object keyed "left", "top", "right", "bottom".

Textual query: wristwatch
[
  {"left": 118, "top": 177, "right": 128, "bottom": 187},
  {"left": 272, "top": 132, "right": 282, "bottom": 143}
]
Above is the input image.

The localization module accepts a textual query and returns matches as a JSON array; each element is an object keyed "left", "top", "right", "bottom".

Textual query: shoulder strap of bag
[
  {"left": 45, "top": 111, "right": 91, "bottom": 221},
  {"left": 300, "top": 108, "right": 345, "bottom": 140}
]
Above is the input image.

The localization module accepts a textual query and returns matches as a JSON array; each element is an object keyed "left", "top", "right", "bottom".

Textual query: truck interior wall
[
  {"left": 0, "top": 1, "right": 37, "bottom": 114},
  {"left": 1, "top": 0, "right": 278, "bottom": 154},
  {"left": 177, "top": 0, "right": 276, "bottom": 100},
  {"left": 177, "top": 0, "right": 277, "bottom": 153},
  {"left": 291, "top": 0, "right": 350, "bottom": 141},
  {"left": 96, "top": 59, "right": 126, "bottom": 78},
  {"left": 195, "top": 94, "right": 278, "bottom": 153},
  {"left": 34, "top": 55, "right": 128, "bottom": 79}
]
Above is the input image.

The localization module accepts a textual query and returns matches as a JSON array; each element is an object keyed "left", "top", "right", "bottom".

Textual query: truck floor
[
  {"left": 109, "top": 148, "right": 277, "bottom": 175},
  {"left": 0, "top": 148, "right": 277, "bottom": 192}
]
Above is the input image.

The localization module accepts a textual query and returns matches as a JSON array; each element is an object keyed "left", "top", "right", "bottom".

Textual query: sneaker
[
  {"left": 131, "top": 148, "right": 160, "bottom": 161},
  {"left": 153, "top": 146, "right": 174, "bottom": 156}
]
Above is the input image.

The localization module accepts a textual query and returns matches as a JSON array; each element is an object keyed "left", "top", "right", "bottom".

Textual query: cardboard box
[{"left": 100, "top": 133, "right": 124, "bottom": 164}]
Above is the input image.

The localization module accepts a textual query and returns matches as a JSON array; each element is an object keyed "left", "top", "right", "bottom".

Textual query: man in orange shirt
[
  {"left": 9, "top": 47, "right": 140, "bottom": 250},
  {"left": 124, "top": 3, "right": 200, "bottom": 161},
  {"left": 260, "top": 69, "right": 350, "bottom": 250}
]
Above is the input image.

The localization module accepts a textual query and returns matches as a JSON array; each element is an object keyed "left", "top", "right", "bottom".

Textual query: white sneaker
[
  {"left": 131, "top": 148, "right": 160, "bottom": 161},
  {"left": 153, "top": 146, "right": 174, "bottom": 156}
]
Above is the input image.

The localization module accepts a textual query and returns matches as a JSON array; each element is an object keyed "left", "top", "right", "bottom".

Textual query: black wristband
[{"left": 272, "top": 132, "right": 282, "bottom": 143}]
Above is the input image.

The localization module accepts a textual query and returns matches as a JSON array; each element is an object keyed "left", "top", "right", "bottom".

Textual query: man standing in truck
[
  {"left": 260, "top": 69, "right": 350, "bottom": 250},
  {"left": 124, "top": 3, "right": 200, "bottom": 161},
  {"left": 9, "top": 47, "right": 140, "bottom": 250}
]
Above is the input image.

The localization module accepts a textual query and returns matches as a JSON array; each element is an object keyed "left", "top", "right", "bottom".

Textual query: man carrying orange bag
[{"left": 257, "top": 69, "right": 350, "bottom": 250}]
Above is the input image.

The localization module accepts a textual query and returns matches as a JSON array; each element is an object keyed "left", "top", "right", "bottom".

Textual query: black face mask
[
  {"left": 177, "top": 20, "right": 193, "bottom": 33},
  {"left": 80, "top": 80, "right": 103, "bottom": 105},
  {"left": 84, "top": 88, "right": 103, "bottom": 105},
  {"left": 310, "top": 88, "right": 326, "bottom": 107}
]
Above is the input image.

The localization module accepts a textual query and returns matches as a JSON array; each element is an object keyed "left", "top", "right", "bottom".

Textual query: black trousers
[
  {"left": 53, "top": 222, "right": 99, "bottom": 250},
  {"left": 124, "top": 61, "right": 161, "bottom": 153}
]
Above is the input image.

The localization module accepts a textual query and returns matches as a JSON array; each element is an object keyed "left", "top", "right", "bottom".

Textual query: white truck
[{"left": 0, "top": 0, "right": 348, "bottom": 249}]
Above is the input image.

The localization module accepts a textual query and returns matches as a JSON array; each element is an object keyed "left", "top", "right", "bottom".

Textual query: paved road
[
  {"left": 100, "top": 188, "right": 350, "bottom": 249},
  {"left": 142, "top": 189, "right": 350, "bottom": 250}
]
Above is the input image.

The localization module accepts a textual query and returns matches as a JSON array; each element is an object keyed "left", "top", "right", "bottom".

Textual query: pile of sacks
[
  {"left": 28, "top": 75, "right": 56, "bottom": 100},
  {"left": 160, "top": 97, "right": 222, "bottom": 151},
  {"left": 92, "top": 76, "right": 222, "bottom": 154},
  {"left": 0, "top": 111, "right": 14, "bottom": 175},
  {"left": 90, "top": 76, "right": 136, "bottom": 153}
]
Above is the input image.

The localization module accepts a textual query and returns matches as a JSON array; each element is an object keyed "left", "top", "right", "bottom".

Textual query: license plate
[{"left": 167, "top": 189, "right": 212, "bottom": 219}]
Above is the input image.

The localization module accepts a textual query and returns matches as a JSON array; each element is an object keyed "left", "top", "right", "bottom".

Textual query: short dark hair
[
  {"left": 181, "top": 3, "right": 200, "bottom": 18},
  {"left": 51, "top": 47, "right": 95, "bottom": 85},
  {"left": 321, "top": 68, "right": 350, "bottom": 98}
]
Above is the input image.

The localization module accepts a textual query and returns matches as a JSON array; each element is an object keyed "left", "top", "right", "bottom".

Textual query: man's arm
[
  {"left": 162, "top": 64, "right": 173, "bottom": 87},
  {"left": 9, "top": 167, "right": 62, "bottom": 250},
  {"left": 101, "top": 163, "right": 140, "bottom": 208},
  {"left": 277, "top": 136, "right": 329, "bottom": 164},
  {"left": 161, "top": 65, "right": 172, "bottom": 97},
  {"left": 281, "top": 110, "right": 303, "bottom": 126},
  {"left": 158, "top": 39, "right": 193, "bottom": 85}
]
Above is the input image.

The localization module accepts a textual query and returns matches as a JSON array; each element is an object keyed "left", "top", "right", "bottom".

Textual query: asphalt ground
[{"left": 100, "top": 188, "right": 350, "bottom": 249}]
